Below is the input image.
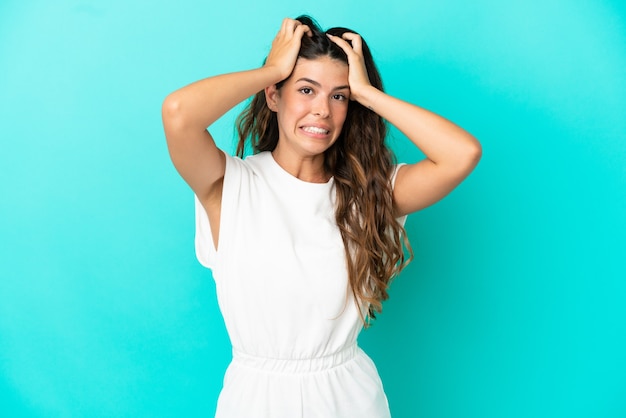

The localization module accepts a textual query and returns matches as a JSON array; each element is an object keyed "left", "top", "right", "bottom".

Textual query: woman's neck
[{"left": 270, "top": 148, "right": 330, "bottom": 184}]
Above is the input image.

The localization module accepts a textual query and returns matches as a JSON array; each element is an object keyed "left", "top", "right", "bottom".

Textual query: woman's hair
[{"left": 236, "top": 15, "right": 412, "bottom": 325}]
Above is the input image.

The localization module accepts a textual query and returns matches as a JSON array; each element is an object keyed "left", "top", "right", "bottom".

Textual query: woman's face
[{"left": 266, "top": 56, "right": 350, "bottom": 159}]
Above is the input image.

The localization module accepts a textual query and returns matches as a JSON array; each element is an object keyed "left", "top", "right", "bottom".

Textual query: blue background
[{"left": 1, "top": 0, "right": 625, "bottom": 417}]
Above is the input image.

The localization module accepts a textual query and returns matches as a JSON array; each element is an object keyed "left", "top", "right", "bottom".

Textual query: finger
[
  {"left": 341, "top": 32, "right": 363, "bottom": 54},
  {"left": 295, "top": 23, "right": 312, "bottom": 38},
  {"left": 281, "top": 18, "right": 300, "bottom": 36},
  {"left": 280, "top": 17, "right": 292, "bottom": 33},
  {"left": 326, "top": 33, "right": 355, "bottom": 56}
]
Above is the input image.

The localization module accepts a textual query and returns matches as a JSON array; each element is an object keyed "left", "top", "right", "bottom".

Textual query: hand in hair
[
  {"left": 265, "top": 18, "right": 312, "bottom": 81},
  {"left": 327, "top": 32, "right": 372, "bottom": 103}
]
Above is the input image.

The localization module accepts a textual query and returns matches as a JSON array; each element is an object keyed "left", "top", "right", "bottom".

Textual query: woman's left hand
[{"left": 327, "top": 32, "right": 373, "bottom": 102}]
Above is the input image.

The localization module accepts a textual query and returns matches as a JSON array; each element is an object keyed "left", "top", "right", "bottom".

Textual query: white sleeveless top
[{"left": 195, "top": 151, "right": 404, "bottom": 418}]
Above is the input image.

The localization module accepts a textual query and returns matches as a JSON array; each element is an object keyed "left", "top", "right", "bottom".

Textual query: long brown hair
[{"left": 236, "top": 16, "right": 412, "bottom": 325}]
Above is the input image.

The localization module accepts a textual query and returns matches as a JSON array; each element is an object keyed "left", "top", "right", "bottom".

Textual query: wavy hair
[{"left": 236, "top": 16, "right": 412, "bottom": 325}]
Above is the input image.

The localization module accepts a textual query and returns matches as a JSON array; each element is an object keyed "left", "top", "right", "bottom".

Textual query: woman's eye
[
  {"left": 299, "top": 87, "right": 313, "bottom": 95},
  {"left": 333, "top": 94, "right": 347, "bottom": 101}
]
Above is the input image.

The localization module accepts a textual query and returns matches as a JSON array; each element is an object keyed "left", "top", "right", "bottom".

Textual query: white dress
[{"left": 195, "top": 151, "right": 402, "bottom": 418}]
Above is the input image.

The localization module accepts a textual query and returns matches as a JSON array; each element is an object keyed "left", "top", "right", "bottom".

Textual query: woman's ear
[{"left": 265, "top": 85, "right": 279, "bottom": 112}]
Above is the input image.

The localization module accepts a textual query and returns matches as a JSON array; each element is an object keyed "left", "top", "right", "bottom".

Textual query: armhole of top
[
  {"left": 194, "top": 194, "right": 216, "bottom": 269},
  {"left": 392, "top": 163, "right": 408, "bottom": 227},
  {"left": 193, "top": 153, "right": 237, "bottom": 270}
]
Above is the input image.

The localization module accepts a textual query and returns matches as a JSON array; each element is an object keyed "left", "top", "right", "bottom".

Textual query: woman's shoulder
[
  {"left": 223, "top": 150, "right": 271, "bottom": 174},
  {"left": 243, "top": 150, "right": 272, "bottom": 165}
]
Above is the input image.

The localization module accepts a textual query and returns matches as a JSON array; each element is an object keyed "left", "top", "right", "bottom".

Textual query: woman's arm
[
  {"left": 353, "top": 87, "right": 482, "bottom": 216},
  {"left": 162, "top": 67, "right": 280, "bottom": 199},
  {"left": 162, "top": 18, "right": 312, "bottom": 201},
  {"left": 328, "top": 33, "right": 482, "bottom": 216},
  {"left": 162, "top": 18, "right": 311, "bottom": 246}
]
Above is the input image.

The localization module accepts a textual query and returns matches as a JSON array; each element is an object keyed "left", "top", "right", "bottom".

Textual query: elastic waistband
[{"left": 232, "top": 344, "right": 359, "bottom": 374}]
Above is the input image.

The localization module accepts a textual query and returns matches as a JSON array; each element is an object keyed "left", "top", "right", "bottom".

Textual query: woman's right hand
[{"left": 264, "top": 18, "right": 312, "bottom": 81}]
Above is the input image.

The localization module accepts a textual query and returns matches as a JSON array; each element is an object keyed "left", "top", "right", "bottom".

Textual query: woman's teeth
[{"left": 303, "top": 126, "right": 329, "bottom": 134}]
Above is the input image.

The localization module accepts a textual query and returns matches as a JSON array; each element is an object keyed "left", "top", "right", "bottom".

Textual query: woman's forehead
[{"left": 291, "top": 56, "right": 349, "bottom": 84}]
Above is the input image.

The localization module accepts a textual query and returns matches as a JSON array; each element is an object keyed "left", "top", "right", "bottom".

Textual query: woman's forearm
[
  {"left": 354, "top": 85, "right": 481, "bottom": 168},
  {"left": 163, "top": 66, "right": 283, "bottom": 131}
]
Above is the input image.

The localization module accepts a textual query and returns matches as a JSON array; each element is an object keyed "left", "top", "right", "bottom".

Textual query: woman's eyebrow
[{"left": 296, "top": 77, "right": 350, "bottom": 91}]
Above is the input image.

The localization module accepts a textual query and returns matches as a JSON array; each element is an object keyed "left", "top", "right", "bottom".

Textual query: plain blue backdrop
[{"left": 1, "top": 1, "right": 625, "bottom": 417}]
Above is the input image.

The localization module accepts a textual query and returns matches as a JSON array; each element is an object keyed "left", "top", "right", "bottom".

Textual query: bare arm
[
  {"left": 328, "top": 33, "right": 482, "bottom": 216},
  {"left": 162, "top": 67, "right": 282, "bottom": 200},
  {"left": 353, "top": 87, "right": 482, "bottom": 215},
  {"left": 162, "top": 18, "right": 312, "bottom": 246}
]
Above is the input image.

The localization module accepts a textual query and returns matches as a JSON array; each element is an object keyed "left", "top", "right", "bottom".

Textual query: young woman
[{"left": 162, "top": 15, "right": 480, "bottom": 418}]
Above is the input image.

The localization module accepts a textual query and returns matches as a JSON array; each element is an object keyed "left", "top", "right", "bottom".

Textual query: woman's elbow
[
  {"left": 453, "top": 135, "right": 482, "bottom": 172},
  {"left": 467, "top": 138, "right": 482, "bottom": 166},
  {"left": 162, "top": 93, "right": 188, "bottom": 134},
  {"left": 162, "top": 93, "right": 182, "bottom": 122}
]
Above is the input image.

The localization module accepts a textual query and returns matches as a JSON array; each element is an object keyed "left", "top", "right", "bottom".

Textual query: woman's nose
[{"left": 312, "top": 98, "right": 330, "bottom": 118}]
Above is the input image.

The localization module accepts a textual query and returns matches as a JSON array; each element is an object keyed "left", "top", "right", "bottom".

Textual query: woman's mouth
[{"left": 302, "top": 126, "right": 330, "bottom": 135}]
